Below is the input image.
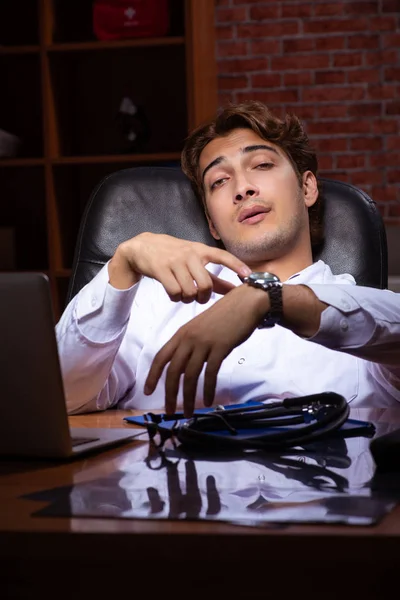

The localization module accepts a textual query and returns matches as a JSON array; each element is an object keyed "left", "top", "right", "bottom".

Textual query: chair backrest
[{"left": 66, "top": 166, "right": 388, "bottom": 304}]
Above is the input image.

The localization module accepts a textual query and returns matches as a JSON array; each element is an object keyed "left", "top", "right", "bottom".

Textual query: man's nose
[
  {"left": 234, "top": 188, "right": 257, "bottom": 202},
  {"left": 233, "top": 174, "right": 259, "bottom": 202}
]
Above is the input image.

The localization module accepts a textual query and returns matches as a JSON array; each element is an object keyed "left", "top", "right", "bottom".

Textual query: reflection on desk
[{"left": 17, "top": 408, "right": 400, "bottom": 527}]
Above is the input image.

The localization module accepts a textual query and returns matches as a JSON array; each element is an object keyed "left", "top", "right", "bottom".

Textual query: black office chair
[{"left": 66, "top": 166, "right": 388, "bottom": 304}]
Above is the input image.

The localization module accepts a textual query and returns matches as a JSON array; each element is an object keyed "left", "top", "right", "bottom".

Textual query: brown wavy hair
[{"left": 181, "top": 101, "right": 324, "bottom": 248}]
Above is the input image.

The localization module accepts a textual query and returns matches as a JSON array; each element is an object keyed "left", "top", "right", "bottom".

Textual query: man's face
[{"left": 199, "top": 128, "right": 318, "bottom": 265}]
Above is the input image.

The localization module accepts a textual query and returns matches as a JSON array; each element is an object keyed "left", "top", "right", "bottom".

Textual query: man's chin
[{"left": 224, "top": 239, "right": 283, "bottom": 264}]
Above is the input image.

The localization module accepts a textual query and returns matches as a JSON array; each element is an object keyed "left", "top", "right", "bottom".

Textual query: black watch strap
[{"left": 258, "top": 283, "right": 283, "bottom": 328}]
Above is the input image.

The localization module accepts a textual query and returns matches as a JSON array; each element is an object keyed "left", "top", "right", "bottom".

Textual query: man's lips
[{"left": 238, "top": 205, "right": 271, "bottom": 223}]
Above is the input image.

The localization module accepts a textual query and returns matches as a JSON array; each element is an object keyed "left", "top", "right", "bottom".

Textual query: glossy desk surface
[{"left": 1, "top": 408, "right": 400, "bottom": 598}]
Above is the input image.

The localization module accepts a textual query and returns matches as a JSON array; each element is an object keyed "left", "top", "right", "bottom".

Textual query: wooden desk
[{"left": 1, "top": 410, "right": 400, "bottom": 599}]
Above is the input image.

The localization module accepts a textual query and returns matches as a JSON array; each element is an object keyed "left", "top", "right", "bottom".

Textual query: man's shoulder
[{"left": 298, "top": 260, "right": 356, "bottom": 286}]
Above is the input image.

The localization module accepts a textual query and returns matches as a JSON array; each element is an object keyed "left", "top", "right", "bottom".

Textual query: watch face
[{"left": 247, "top": 272, "right": 280, "bottom": 284}]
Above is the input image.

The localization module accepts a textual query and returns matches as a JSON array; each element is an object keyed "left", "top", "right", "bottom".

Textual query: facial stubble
[{"left": 215, "top": 188, "right": 307, "bottom": 264}]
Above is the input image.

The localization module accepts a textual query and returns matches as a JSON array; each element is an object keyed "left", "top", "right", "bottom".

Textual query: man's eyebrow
[
  {"left": 202, "top": 144, "right": 279, "bottom": 183},
  {"left": 202, "top": 156, "right": 224, "bottom": 183},
  {"left": 243, "top": 144, "right": 279, "bottom": 156}
]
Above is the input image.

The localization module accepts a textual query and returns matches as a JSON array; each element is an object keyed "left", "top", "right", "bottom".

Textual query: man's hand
[
  {"left": 144, "top": 283, "right": 270, "bottom": 417},
  {"left": 144, "top": 283, "right": 327, "bottom": 417},
  {"left": 108, "top": 232, "right": 251, "bottom": 303}
]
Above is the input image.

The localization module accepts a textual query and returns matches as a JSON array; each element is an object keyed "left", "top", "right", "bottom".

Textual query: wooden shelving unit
[
  {"left": 0, "top": 158, "right": 45, "bottom": 167},
  {"left": 0, "top": 0, "right": 217, "bottom": 317},
  {"left": 48, "top": 37, "right": 185, "bottom": 52},
  {"left": 0, "top": 46, "right": 40, "bottom": 55},
  {"left": 51, "top": 152, "right": 182, "bottom": 165}
]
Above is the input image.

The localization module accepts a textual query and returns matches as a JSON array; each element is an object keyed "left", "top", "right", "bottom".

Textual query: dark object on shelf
[
  {"left": 0, "top": 128, "right": 20, "bottom": 157},
  {"left": 370, "top": 427, "right": 400, "bottom": 472},
  {"left": 93, "top": 0, "right": 169, "bottom": 41},
  {"left": 116, "top": 96, "right": 151, "bottom": 153}
]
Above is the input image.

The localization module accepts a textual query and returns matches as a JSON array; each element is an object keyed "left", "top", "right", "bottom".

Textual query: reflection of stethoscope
[{"left": 145, "top": 392, "right": 351, "bottom": 451}]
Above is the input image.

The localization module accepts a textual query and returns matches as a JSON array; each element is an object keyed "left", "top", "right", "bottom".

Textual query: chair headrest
[
  {"left": 315, "top": 178, "right": 387, "bottom": 289},
  {"left": 67, "top": 167, "right": 388, "bottom": 303}
]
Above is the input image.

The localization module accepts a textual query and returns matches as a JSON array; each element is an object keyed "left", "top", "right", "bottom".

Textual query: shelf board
[
  {"left": 47, "top": 37, "right": 185, "bottom": 52},
  {"left": 0, "top": 45, "right": 40, "bottom": 55},
  {"left": 51, "top": 153, "right": 181, "bottom": 165},
  {"left": 0, "top": 158, "right": 45, "bottom": 167},
  {"left": 0, "top": 268, "right": 49, "bottom": 275}
]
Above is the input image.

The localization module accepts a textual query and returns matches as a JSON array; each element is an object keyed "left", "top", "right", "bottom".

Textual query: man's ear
[
  {"left": 206, "top": 214, "right": 221, "bottom": 240},
  {"left": 302, "top": 171, "right": 319, "bottom": 208}
]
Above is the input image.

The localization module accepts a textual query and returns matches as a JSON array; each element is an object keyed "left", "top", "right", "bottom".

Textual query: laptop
[{"left": 0, "top": 272, "right": 144, "bottom": 459}]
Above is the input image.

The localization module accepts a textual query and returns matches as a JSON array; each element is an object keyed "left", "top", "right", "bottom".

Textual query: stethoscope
[{"left": 143, "top": 391, "right": 351, "bottom": 451}]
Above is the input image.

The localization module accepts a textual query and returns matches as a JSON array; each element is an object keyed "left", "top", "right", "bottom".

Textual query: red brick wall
[{"left": 215, "top": 0, "right": 400, "bottom": 225}]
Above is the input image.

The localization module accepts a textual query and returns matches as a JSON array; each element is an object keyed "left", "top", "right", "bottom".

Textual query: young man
[{"left": 56, "top": 101, "right": 400, "bottom": 417}]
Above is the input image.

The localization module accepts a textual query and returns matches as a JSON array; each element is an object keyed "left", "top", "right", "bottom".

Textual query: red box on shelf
[{"left": 93, "top": 0, "right": 169, "bottom": 40}]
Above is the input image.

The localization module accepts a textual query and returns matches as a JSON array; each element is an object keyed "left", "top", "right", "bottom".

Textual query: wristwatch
[{"left": 243, "top": 272, "right": 283, "bottom": 328}]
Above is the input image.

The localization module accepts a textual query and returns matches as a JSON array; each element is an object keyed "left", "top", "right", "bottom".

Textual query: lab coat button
[
  {"left": 238, "top": 358, "right": 245, "bottom": 364},
  {"left": 340, "top": 319, "right": 349, "bottom": 331}
]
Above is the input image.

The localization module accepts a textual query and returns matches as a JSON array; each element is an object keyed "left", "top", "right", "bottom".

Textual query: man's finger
[
  {"left": 157, "top": 271, "right": 184, "bottom": 302},
  {"left": 203, "top": 352, "right": 224, "bottom": 407},
  {"left": 165, "top": 345, "right": 194, "bottom": 414},
  {"left": 171, "top": 265, "right": 198, "bottom": 303},
  {"left": 206, "top": 247, "right": 251, "bottom": 278},
  {"left": 183, "top": 348, "right": 209, "bottom": 417},
  {"left": 210, "top": 274, "right": 236, "bottom": 296},
  {"left": 144, "top": 338, "right": 179, "bottom": 395},
  {"left": 187, "top": 258, "right": 214, "bottom": 304}
]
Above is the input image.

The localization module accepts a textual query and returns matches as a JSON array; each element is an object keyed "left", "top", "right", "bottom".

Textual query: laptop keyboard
[{"left": 71, "top": 436, "right": 100, "bottom": 447}]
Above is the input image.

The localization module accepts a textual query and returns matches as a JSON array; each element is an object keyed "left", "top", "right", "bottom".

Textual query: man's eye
[
  {"left": 256, "top": 162, "right": 273, "bottom": 169},
  {"left": 210, "top": 178, "right": 226, "bottom": 190}
]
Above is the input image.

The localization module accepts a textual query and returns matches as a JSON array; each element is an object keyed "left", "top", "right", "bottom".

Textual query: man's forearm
[
  {"left": 56, "top": 261, "right": 139, "bottom": 413},
  {"left": 281, "top": 284, "right": 328, "bottom": 337},
  {"left": 108, "top": 243, "right": 142, "bottom": 290},
  {"left": 248, "top": 283, "right": 327, "bottom": 338}
]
